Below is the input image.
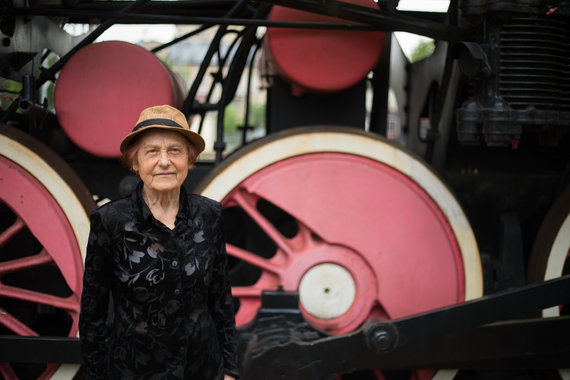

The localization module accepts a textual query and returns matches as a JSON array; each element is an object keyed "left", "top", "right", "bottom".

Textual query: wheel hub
[
  {"left": 282, "top": 243, "right": 377, "bottom": 333},
  {"left": 299, "top": 262, "right": 356, "bottom": 319}
]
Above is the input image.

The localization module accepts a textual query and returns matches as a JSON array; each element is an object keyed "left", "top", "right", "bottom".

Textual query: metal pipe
[
  {"left": 241, "top": 39, "right": 261, "bottom": 146},
  {"left": 424, "top": 0, "right": 459, "bottom": 164},
  {"left": 10, "top": 7, "right": 378, "bottom": 31},
  {"left": 19, "top": 99, "right": 48, "bottom": 119},
  {"left": 213, "top": 4, "right": 270, "bottom": 163},
  {"left": 22, "top": 75, "right": 35, "bottom": 101},
  {"left": 180, "top": 0, "right": 249, "bottom": 116},
  {"left": 196, "top": 29, "right": 244, "bottom": 136}
]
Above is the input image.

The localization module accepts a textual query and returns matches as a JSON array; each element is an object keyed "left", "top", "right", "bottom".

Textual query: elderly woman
[{"left": 79, "top": 105, "right": 239, "bottom": 380}]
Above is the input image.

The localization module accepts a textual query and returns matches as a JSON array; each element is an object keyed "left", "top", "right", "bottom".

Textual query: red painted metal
[
  {"left": 225, "top": 153, "right": 466, "bottom": 337},
  {"left": 266, "top": 0, "right": 385, "bottom": 95},
  {"left": 0, "top": 156, "right": 83, "bottom": 379},
  {"left": 0, "top": 217, "right": 24, "bottom": 247},
  {"left": 0, "top": 363, "right": 18, "bottom": 380},
  {"left": 54, "top": 40, "right": 180, "bottom": 158},
  {"left": 0, "top": 157, "right": 83, "bottom": 311},
  {"left": 0, "top": 308, "right": 37, "bottom": 336}
]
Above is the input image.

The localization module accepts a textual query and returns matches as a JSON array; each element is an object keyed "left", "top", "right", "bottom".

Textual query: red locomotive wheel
[
  {"left": 197, "top": 127, "right": 483, "bottom": 379},
  {"left": 0, "top": 125, "right": 94, "bottom": 379}
]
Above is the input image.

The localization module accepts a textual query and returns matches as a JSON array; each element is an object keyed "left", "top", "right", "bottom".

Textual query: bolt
[{"left": 371, "top": 329, "right": 393, "bottom": 352}]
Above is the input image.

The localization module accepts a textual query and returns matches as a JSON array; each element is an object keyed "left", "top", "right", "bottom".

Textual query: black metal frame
[
  {"left": 1, "top": 0, "right": 476, "bottom": 159},
  {"left": 1, "top": 276, "right": 568, "bottom": 376},
  {"left": 239, "top": 276, "right": 570, "bottom": 378},
  {"left": 2, "top": 0, "right": 471, "bottom": 159}
]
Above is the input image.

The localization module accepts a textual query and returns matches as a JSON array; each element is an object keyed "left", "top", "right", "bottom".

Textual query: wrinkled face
[{"left": 132, "top": 129, "right": 189, "bottom": 195}]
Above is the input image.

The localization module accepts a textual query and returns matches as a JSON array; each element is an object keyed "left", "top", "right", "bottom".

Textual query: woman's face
[{"left": 132, "top": 129, "right": 190, "bottom": 195}]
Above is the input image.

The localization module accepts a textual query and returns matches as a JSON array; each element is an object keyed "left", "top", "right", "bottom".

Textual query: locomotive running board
[
  {"left": 240, "top": 275, "right": 570, "bottom": 378},
  {"left": 0, "top": 275, "right": 568, "bottom": 374}
]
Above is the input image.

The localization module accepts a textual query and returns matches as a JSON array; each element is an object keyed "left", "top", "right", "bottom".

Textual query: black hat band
[{"left": 133, "top": 118, "right": 184, "bottom": 132}]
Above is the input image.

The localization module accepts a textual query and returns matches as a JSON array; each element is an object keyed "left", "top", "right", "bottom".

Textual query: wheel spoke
[
  {"left": 230, "top": 286, "right": 263, "bottom": 298},
  {"left": 0, "top": 362, "right": 19, "bottom": 380},
  {"left": 0, "top": 307, "right": 38, "bottom": 336},
  {"left": 0, "top": 249, "right": 53, "bottom": 275},
  {"left": 0, "top": 285, "right": 79, "bottom": 312},
  {"left": 226, "top": 243, "right": 283, "bottom": 276},
  {"left": 0, "top": 216, "right": 25, "bottom": 248},
  {"left": 232, "top": 190, "right": 294, "bottom": 256},
  {"left": 288, "top": 221, "right": 320, "bottom": 252}
]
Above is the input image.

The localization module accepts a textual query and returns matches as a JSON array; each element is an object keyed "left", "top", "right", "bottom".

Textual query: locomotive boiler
[{"left": 0, "top": 0, "right": 569, "bottom": 379}]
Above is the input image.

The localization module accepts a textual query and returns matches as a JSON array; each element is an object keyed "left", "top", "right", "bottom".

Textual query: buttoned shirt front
[{"left": 79, "top": 183, "right": 239, "bottom": 379}]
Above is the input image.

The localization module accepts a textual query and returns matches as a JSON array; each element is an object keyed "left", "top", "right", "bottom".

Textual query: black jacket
[{"left": 79, "top": 183, "right": 239, "bottom": 379}]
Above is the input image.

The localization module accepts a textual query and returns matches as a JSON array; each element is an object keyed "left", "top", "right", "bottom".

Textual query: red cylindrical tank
[
  {"left": 54, "top": 40, "right": 184, "bottom": 159},
  {"left": 265, "top": 0, "right": 385, "bottom": 96}
]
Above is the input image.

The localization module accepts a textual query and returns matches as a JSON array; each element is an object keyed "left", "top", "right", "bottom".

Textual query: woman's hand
[{"left": 223, "top": 375, "right": 236, "bottom": 380}]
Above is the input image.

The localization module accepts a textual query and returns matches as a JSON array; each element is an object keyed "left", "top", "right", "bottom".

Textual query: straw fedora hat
[{"left": 120, "top": 105, "right": 205, "bottom": 154}]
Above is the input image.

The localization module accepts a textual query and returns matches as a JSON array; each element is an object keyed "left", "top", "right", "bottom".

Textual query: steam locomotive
[{"left": 0, "top": 0, "right": 569, "bottom": 379}]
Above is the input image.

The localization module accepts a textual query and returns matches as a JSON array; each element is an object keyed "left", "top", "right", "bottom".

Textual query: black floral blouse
[{"left": 79, "top": 182, "right": 239, "bottom": 379}]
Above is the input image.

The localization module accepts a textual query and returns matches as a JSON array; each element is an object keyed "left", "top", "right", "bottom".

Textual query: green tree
[
  {"left": 410, "top": 39, "right": 435, "bottom": 63},
  {"left": 0, "top": 79, "right": 21, "bottom": 110},
  {"left": 224, "top": 103, "right": 265, "bottom": 132},
  {"left": 224, "top": 104, "right": 242, "bottom": 133}
]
